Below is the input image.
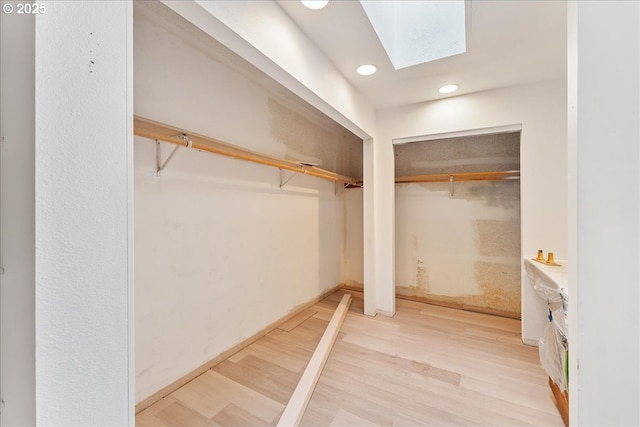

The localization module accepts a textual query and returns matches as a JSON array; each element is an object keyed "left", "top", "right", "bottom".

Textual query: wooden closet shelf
[
  {"left": 133, "top": 115, "right": 357, "bottom": 184},
  {"left": 395, "top": 170, "right": 520, "bottom": 184}
]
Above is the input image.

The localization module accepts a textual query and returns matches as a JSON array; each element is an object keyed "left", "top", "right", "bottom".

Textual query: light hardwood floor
[{"left": 136, "top": 290, "right": 564, "bottom": 426}]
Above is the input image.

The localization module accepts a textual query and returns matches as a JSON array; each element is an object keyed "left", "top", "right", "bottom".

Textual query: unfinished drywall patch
[
  {"left": 269, "top": 99, "right": 363, "bottom": 178},
  {"left": 476, "top": 220, "right": 521, "bottom": 256},
  {"left": 395, "top": 133, "right": 521, "bottom": 314},
  {"left": 395, "top": 132, "right": 520, "bottom": 176}
]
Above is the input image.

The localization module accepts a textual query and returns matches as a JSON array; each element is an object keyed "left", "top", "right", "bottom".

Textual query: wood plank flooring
[{"left": 136, "top": 290, "right": 563, "bottom": 426}]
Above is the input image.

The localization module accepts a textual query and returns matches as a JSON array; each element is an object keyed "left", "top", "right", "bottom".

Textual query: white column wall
[
  {"left": 377, "top": 79, "right": 568, "bottom": 339},
  {"left": 361, "top": 135, "right": 396, "bottom": 317},
  {"left": 372, "top": 136, "right": 396, "bottom": 316},
  {"left": 568, "top": 2, "right": 640, "bottom": 425},
  {"left": 34, "top": 2, "right": 134, "bottom": 425},
  {"left": 363, "top": 139, "right": 376, "bottom": 315}
]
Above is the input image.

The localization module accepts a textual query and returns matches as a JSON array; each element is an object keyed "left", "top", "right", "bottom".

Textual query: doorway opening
[{"left": 393, "top": 129, "right": 521, "bottom": 318}]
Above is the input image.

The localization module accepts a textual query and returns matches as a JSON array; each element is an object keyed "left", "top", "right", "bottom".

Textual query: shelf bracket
[
  {"left": 449, "top": 175, "right": 454, "bottom": 198},
  {"left": 280, "top": 169, "right": 297, "bottom": 188},
  {"left": 156, "top": 134, "right": 191, "bottom": 176},
  {"left": 343, "top": 182, "right": 363, "bottom": 190}
]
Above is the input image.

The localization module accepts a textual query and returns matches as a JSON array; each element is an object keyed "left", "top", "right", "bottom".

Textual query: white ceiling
[{"left": 276, "top": 0, "right": 567, "bottom": 111}]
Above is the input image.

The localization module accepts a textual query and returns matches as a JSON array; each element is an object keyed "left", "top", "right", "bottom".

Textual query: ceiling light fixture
[
  {"left": 357, "top": 64, "right": 377, "bottom": 76},
  {"left": 301, "top": 0, "right": 328, "bottom": 10},
  {"left": 438, "top": 83, "right": 459, "bottom": 94}
]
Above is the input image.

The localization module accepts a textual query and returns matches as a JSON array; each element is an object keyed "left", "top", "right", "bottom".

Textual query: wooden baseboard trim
[
  {"left": 135, "top": 283, "right": 344, "bottom": 414},
  {"left": 340, "top": 285, "right": 521, "bottom": 320},
  {"left": 277, "top": 294, "right": 352, "bottom": 426},
  {"left": 549, "top": 376, "right": 569, "bottom": 427}
]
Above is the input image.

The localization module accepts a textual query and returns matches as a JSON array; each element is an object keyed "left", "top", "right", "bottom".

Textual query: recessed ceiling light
[
  {"left": 301, "top": 0, "right": 328, "bottom": 10},
  {"left": 438, "top": 83, "right": 459, "bottom": 94},
  {"left": 357, "top": 64, "right": 377, "bottom": 76}
]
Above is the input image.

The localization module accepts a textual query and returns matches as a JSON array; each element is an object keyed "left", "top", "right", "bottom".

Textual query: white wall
[
  {"left": 343, "top": 188, "right": 364, "bottom": 288},
  {"left": 34, "top": 2, "right": 134, "bottom": 425},
  {"left": 568, "top": 2, "right": 639, "bottom": 425},
  {"left": 134, "top": 9, "right": 347, "bottom": 404},
  {"left": 376, "top": 79, "right": 568, "bottom": 342},
  {"left": 0, "top": 9, "right": 36, "bottom": 426}
]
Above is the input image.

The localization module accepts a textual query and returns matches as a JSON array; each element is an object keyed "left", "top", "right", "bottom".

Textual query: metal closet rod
[{"left": 133, "top": 115, "right": 357, "bottom": 184}]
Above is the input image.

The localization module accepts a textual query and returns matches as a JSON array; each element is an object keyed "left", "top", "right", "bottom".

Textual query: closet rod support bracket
[
  {"left": 280, "top": 169, "right": 296, "bottom": 188},
  {"left": 156, "top": 134, "right": 191, "bottom": 176}
]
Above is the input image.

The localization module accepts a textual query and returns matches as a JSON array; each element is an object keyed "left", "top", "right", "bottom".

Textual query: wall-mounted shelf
[{"left": 133, "top": 116, "right": 357, "bottom": 185}]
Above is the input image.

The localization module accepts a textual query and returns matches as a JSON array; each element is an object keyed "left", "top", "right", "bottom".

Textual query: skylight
[{"left": 359, "top": 1, "right": 466, "bottom": 70}]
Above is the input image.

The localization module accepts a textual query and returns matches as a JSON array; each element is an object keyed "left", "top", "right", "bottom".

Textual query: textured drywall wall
[
  {"left": 0, "top": 10, "right": 36, "bottom": 426},
  {"left": 134, "top": 3, "right": 357, "bottom": 403},
  {"left": 269, "top": 99, "right": 362, "bottom": 178},
  {"left": 394, "top": 133, "right": 521, "bottom": 314},
  {"left": 376, "top": 79, "right": 567, "bottom": 343},
  {"left": 34, "top": 2, "right": 133, "bottom": 425},
  {"left": 395, "top": 133, "right": 520, "bottom": 176}
]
